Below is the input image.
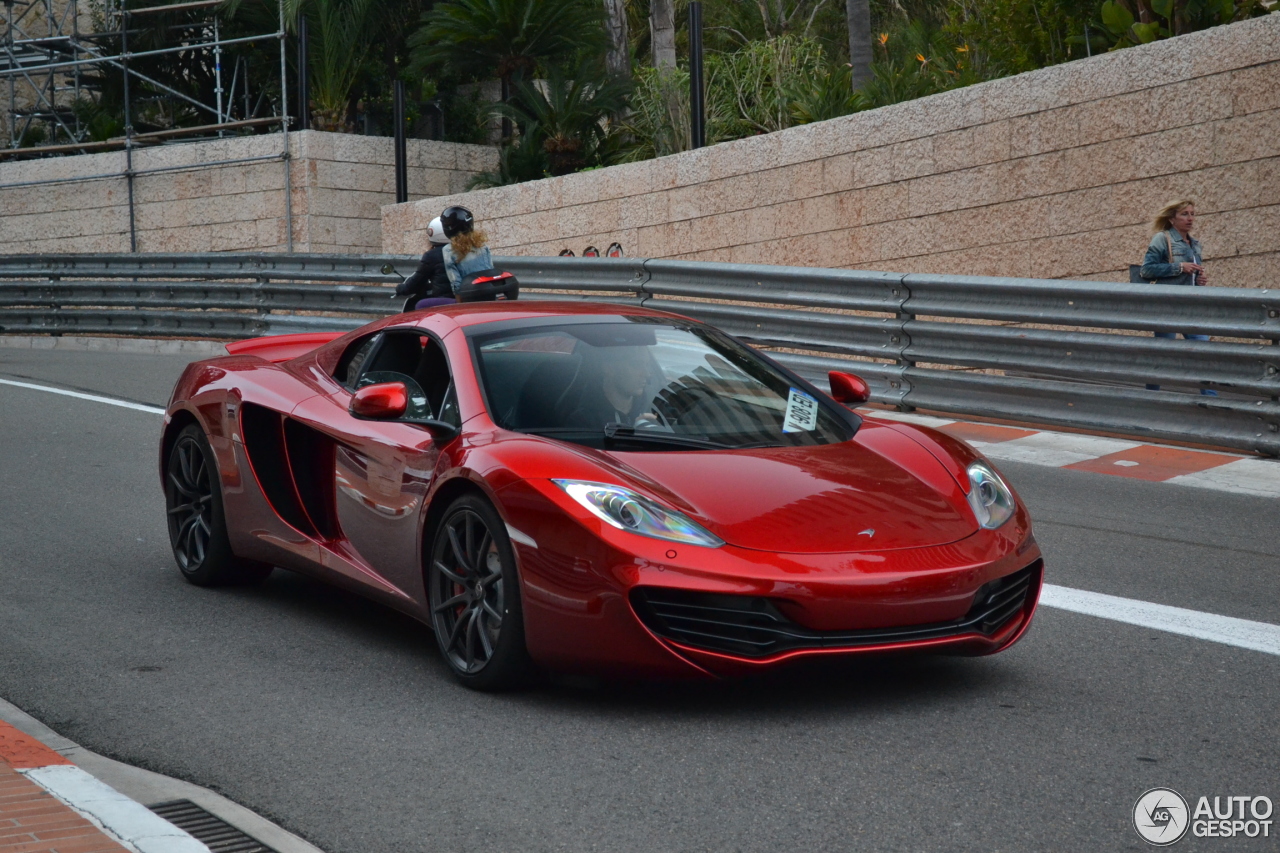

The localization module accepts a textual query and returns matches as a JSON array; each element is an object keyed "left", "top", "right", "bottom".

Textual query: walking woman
[
  {"left": 1140, "top": 199, "right": 1208, "bottom": 286},
  {"left": 1139, "top": 199, "right": 1216, "bottom": 395}
]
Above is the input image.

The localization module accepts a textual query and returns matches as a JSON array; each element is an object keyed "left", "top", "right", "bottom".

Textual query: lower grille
[
  {"left": 631, "top": 560, "right": 1041, "bottom": 658},
  {"left": 147, "top": 800, "right": 277, "bottom": 853}
]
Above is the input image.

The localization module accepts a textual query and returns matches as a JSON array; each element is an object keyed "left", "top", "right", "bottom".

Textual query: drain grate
[{"left": 148, "top": 799, "right": 278, "bottom": 853}]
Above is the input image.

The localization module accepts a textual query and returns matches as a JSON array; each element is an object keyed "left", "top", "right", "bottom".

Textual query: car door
[{"left": 292, "top": 329, "right": 460, "bottom": 603}]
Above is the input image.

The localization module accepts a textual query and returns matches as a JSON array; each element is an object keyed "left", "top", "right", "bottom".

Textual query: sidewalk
[
  {"left": 0, "top": 701, "right": 323, "bottom": 853},
  {"left": 0, "top": 719, "right": 200, "bottom": 853}
]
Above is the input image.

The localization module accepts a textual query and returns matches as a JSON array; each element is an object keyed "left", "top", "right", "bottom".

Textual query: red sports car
[{"left": 161, "top": 302, "right": 1042, "bottom": 689}]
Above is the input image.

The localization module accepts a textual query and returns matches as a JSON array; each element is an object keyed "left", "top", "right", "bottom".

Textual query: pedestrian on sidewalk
[{"left": 1139, "top": 199, "right": 1217, "bottom": 396}]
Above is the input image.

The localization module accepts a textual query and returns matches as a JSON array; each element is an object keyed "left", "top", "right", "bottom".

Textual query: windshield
[{"left": 471, "top": 319, "right": 853, "bottom": 450}]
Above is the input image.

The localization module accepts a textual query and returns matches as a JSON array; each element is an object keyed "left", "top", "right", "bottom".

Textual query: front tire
[
  {"left": 427, "top": 494, "right": 531, "bottom": 690},
  {"left": 165, "top": 424, "right": 272, "bottom": 587}
]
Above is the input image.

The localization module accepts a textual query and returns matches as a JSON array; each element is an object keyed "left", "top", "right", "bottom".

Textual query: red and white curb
[
  {"left": 863, "top": 409, "right": 1280, "bottom": 498},
  {"left": 0, "top": 720, "right": 210, "bottom": 853}
]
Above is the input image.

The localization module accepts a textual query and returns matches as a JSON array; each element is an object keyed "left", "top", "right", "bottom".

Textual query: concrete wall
[
  {"left": 384, "top": 15, "right": 1280, "bottom": 287},
  {"left": 0, "top": 130, "right": 496, "bottom": 254}
]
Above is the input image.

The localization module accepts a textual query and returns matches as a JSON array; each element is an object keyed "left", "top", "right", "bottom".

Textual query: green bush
[
  {"left": 470, "top": 60, "right": 631, "bottom": 185},
  {"left": 947, "top": 0, "right": 1093, "bottom": 76},
  {"left": 1096, "top": 0, "right": 1273, "bottom": 48},
  {"left": 621, "top": 36, "right": 845, "bottom": 159},
  {"left": 709, "top": 36, "right": 830, "bottom": 136}
]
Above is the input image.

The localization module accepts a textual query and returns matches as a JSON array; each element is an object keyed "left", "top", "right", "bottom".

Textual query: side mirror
[
  {"left": 351, "top": 382, "right": 408, "bottom": 419},
  {"left": 348, "top": 380, "right": 461, "bottom": 440},
  {"left": 828, "top": 371, "right": 870, "bottom": 405},
  {"left": 380, "top": 262, "right": 405, "bottom": 284}
]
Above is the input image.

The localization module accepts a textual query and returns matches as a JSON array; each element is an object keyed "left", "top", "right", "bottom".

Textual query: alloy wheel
[
  {"left": 430, "top": 509, "right": 506, "bottom": 674},
  {"left": 167, "top": 435, "right": 214, "bottom": 570}
]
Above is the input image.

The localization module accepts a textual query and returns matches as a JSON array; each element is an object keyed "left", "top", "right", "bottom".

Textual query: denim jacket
[
  {"left": 442, "top": 244, "right": 494, "bottom": 293},
  {"left": 1139, "top": 229, "right": 1201, "bottom": 286}
]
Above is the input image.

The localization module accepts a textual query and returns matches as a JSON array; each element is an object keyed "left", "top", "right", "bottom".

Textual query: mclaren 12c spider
[{"left": 161, "top": 302, "right": 1043, "bottom": 689}]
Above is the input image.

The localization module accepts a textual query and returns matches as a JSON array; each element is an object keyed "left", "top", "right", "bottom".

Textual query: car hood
[{"left": 600, "top": 436, "right": 978, "bottom": 554}]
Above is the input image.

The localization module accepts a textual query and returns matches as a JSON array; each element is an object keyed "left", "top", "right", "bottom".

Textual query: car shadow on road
[
  {"left": 232, "top": 568, "right": 1027, "bottom": 718},
  {"left": 537, "top": 653, "right": 1022, "bottom": 720}
]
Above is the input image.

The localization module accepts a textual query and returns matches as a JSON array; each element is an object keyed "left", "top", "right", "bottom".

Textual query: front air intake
[{"left": 631, "top": 560, "right": 1041, "bottom": 658}]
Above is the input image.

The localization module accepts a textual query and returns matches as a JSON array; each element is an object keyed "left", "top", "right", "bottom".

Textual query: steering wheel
[{"left": 634, "top": 404, "right": 674, "bottom": 431}]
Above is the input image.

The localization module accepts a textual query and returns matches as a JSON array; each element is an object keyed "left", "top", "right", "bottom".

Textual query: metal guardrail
[{"left": 1, "top": 252, "right": 1278, "bottom": 455}]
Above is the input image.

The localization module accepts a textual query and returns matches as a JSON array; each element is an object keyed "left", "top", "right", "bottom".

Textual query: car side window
[
  {"left": 336, "top": 334, "right": 380, "bottom": 389},
  {"left": 437, "top": 382, "right": 461, "bottom": 428},
  {"left": 345, "top": 330, "right": 457, "bottom": 423}
]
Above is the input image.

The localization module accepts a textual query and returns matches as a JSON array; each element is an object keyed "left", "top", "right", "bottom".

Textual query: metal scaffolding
[{"left": 0, "top": 0, "right": 292, "bottom": 251}]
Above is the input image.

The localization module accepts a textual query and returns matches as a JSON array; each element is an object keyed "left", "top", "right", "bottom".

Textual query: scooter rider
[
  {"left": 440, "top": 206, "right": 494, "bottom": 294},
  {"left": 396, "top": 216, "right": 454, "bottom": 309}
]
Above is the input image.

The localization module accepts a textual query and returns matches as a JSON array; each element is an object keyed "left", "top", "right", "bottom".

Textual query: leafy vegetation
[
  {"left": 285, "top": 0, "right": 387, "bottom": 130},
  {"left": 1096, "top": 0, "right": 1272, "bottom": 47},
  {"left": 475, "top": 60, "right": 631, "bottom": 183},
  {"left": 410, "top": 0, "right": 606, "bottom": 94}
]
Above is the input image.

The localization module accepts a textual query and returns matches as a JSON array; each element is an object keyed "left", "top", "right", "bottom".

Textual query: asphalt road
[{"left": 1, "top": 346, "right": 1277, "bottom": 853}]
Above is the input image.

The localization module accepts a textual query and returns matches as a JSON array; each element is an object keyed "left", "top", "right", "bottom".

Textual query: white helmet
[{"left": 426, "top": 217, "right": 448, "bottom": 246}]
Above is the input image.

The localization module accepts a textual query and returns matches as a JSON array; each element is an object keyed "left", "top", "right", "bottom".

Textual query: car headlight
[
  {"left": 553, "top": 480, "right": 724, "bottom": 548},
  {"left": 966, "top": 462, "right": 1015, "bottom": 529}
]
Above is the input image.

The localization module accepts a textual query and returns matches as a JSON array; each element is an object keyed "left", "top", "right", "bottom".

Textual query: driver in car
[{"left": 568, "top": 346, "right": 666, "bottom": 430}]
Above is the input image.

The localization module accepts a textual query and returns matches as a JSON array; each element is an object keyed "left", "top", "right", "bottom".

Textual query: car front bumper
[{"left": 498, "top": 479, "right": 1043, "bottom": 679}]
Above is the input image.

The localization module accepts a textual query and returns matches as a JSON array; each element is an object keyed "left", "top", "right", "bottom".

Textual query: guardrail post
[
  {"left": 255, "top": 276, "right": 270, "bottom": 314},
  {"left": 46, "top": 272, "right": 62, "bottom": 337},
  {"left": 892, "top": 280, "right": 914, "bottom": 412},
  {"left": 1271, "top": 316, "right": 1279, "bottom": 404}
]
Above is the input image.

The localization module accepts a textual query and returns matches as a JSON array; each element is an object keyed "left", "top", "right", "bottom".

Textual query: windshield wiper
[
  {"left": 601, "top": 424, "right": 733, "bottom": 450},
  {"left": 521, "top": 425, "right": 781, "bottom": 450}
]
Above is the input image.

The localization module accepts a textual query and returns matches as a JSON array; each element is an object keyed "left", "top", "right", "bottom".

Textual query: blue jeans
[
  {"left": 414, "top": 296, "right": 456, "bottom": 309},
  {"left": 1147, "top": 332, "right": 1218, "bottom": 395}
]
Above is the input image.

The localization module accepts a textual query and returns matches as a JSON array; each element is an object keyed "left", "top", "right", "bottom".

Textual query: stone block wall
[
  {"left": 0, "top": 130, "right": 496, "bottom": 254},
  {"left": 384, "top": 15, "right": 1280, "bottom": 287}
]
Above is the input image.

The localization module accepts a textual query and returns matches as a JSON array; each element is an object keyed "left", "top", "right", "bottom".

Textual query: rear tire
[
  {"left": 427, "top": 494, "right": 532, "bottom": 690},
  {"left": 165, "top": 424, "right": 272, "bottom": 587}
]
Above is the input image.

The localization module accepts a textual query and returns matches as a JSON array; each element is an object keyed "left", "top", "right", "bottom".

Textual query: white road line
[
  {"left": 1040, "top": 584, "right": 1280, "bottom": 657},
  {"left": 0, "top": 377, "right": 165, "bottom": 415}
]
